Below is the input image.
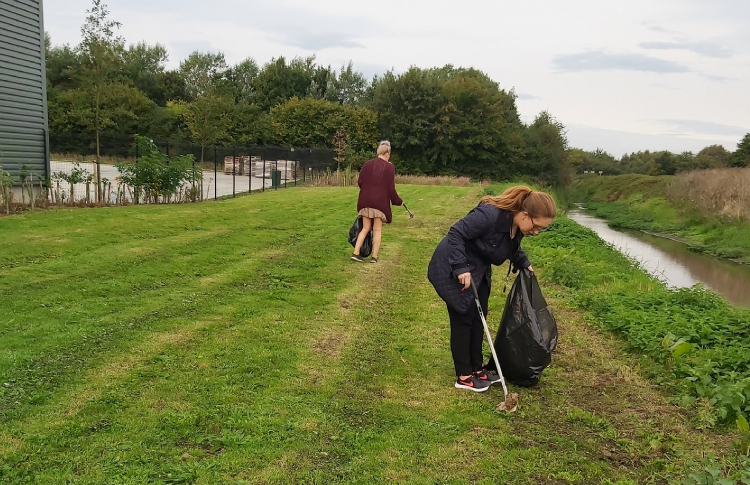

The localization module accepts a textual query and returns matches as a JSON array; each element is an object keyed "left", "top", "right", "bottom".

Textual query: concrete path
[{"left": 49, "top": 161, "right": 297, "bottom": 203}]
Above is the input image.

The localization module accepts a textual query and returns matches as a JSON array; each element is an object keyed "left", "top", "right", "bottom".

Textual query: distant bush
[{"left": 116, "top": 135, "right": 203, "bottom": 203}]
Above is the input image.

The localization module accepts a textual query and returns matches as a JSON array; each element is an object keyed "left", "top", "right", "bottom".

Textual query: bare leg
[
  {"left": 353, "top": 217, "right": 373, "bottom": 254},
  {"left": 372, "top": 217, "right": 383, "bottom": 258}
]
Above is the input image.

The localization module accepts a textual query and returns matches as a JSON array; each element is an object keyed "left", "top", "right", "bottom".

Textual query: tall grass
[
  {"left": 306, "top": 168, "right": 474, "bottom": 187},
  {"left": 304, "top": 167, "right": 359, "bottom": 186},
  {"left": 394, "top": 174, "right": 472, "bottom": 186},
  {"left": 668, "top": 167, "right": 750, "bottom": 221}
]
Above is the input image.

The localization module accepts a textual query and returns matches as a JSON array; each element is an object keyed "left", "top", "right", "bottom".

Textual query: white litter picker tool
[{"left": 470, "top": 278, "right": 519, "bottom": 413}]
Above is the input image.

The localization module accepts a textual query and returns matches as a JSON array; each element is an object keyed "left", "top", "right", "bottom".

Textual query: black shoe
[
  {"left": 351, "top": 253, "right": 364, "bottom": 262},
  {"left": 454, "top": 375, "right": 491, "bottom": 392},
  {"left": 474, "top": 369, "right": 501, "bottom": 386},
  {"left": 369, "top": 257, "right": 378, "bottom": 264}
]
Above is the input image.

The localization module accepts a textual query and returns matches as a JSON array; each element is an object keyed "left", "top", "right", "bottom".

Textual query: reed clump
[
  {"left": 667, "top": 167, "right": 750, "bottom": 221},
  {"left": 305, "top": 169, "right": 474, "bottom": 187}
]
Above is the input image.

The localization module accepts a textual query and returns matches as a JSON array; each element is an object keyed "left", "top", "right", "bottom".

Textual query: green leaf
[
  {"left": 680, "top": 395, "right": 696, "bottom": 407},
  {"left": 662, "top": 332, "right": 676, "bottom": 350},
  {"left": 672, "top": 342, "right": 693, "bottom": 358},
  {"left": 738, "top": 415, "right": 750, "bottom": 433}
]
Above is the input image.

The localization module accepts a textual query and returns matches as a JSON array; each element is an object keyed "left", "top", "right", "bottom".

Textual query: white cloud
[
  {"left": 654, "top": 119, "right": 749, "bottom": 137},
  {"left": 552, "top": 51, "right": 691, "bottom": 74},
  {"left": 639, "top": 40, "right": 733, "bottom": 59}
]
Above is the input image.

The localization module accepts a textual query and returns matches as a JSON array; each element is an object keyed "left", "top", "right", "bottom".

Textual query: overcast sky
[{"left": 43, "top": 0, "right": 750, "bottom": 157}]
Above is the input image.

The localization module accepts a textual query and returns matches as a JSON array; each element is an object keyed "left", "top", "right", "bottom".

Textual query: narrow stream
[{"left": 567, "top": 209, "right": 750, "bottom": 307}]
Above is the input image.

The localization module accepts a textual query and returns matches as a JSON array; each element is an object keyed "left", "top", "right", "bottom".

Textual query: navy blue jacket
[{"left": 428, "top": 203, "right": 531, "bottom": 314}]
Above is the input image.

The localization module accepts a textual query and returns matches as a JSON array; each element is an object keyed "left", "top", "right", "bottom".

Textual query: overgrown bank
[{"left": 567, "top": 171, "right": 750, "bottom": 263}]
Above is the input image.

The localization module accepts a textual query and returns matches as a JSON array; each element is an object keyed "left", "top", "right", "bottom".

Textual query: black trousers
[{"left": 447, "top": 279, "right": 490, "bottom": 376}]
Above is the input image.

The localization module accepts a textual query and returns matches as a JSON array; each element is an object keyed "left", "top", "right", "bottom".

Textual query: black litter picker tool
[
  {"left": 403, "top": 203, "right": 414, "bottom": 218},
  {"left": 470, "top": 279, "right": 519, "bottom": 413}
]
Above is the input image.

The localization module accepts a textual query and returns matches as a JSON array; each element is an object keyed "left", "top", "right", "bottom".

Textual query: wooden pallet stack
[
  {"left": 223, "top": 156, "right": 250, "bottom": 175},
  {"left": 244, "top": 156, "right": 260, "bottom": 176},
  {"left": 248, "top": 160, "right": 299, "bottom": 179}
]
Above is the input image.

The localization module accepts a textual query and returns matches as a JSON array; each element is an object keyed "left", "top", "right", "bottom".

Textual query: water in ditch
[{"left": 567, "top": 209, "right": 750, "bottom": 307}]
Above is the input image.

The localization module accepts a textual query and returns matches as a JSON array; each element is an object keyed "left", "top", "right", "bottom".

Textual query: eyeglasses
[{"left": 529, "top": 216, "right": 549, "bottom": 234}]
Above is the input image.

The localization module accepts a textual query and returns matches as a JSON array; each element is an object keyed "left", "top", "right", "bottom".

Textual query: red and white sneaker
[
  {"left": 455, "top": 375, "right": 491, "bottom": 392},
  {"left": 474, "top": 369, "right": 502, "bottom": 386}
]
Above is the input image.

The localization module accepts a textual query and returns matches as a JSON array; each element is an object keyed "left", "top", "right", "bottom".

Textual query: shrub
[{"left": 116, "top": 135, "right": 202, "bottom": 203}]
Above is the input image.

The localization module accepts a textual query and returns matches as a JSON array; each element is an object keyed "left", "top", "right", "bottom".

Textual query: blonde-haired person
[
  {"left": 427, "top": 185, "right": 556, "bottom": 392},
  {"left": 351, "top": 141, "right": 403, "bottom": 263}
]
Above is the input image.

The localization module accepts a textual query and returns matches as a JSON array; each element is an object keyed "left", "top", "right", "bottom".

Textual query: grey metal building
[{"left": 0, "top": 0, "right": 50, "bottom": 185}]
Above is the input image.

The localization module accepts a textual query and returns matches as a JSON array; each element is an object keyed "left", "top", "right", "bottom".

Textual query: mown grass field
[{"left": 0, "top": 185, "right": 743, "bottom": 484}]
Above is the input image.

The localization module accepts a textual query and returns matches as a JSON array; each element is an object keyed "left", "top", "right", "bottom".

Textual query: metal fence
[{"left": 48, "top": 134, "right": 340, "bottom": 204}]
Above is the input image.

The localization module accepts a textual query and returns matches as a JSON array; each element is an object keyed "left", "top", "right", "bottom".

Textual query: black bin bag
[
  {"left": 348, "top": 216, "right": 373, "bottom": 257},
  {"left": 485, "top": 269, "right": 558, "bottom": 387}
]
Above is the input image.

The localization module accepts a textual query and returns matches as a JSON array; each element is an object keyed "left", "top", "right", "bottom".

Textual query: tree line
[
  {"left": 46, "top": 0, "right": 570, "bottom": 184},
  {"left": 570, "top": 134, "right": 750, "bottom": 177}
]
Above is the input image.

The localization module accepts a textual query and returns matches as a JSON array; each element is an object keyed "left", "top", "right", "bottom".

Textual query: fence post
[
  {"left": 95, "top": 160, "right": 101, "bottom": 203},
  {"left": 232, "top": 145, "right": 236, "bottom": 198},
  {"left": 214, "top": 145, "right": 217, "bottom": 201},
  {"left": 284, "top": 162, "right": 287, "bottom": 188},
  {"left": 134, "top": 141, "right": 139, "bottom": 205},
  {"left": 262, "top": 158, "right": 266, "bottom": 192},
  {"left": 248, "top": 155, "right": 252, "bottom": 194}
]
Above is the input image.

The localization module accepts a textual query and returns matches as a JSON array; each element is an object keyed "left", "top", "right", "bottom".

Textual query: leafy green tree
[
  {"left": 152, "top": 70, "right": 189, "bottom": 105},
  {"left": 568, "top": 148, "right": 621, "bottom": 175},
  {"left": 179, "top": 51, "right": 227, "bottom": 99},
  {"left": 655, "top": 151, "right": 677, "bottom": 175},
  {"left": 331, "top": 61, "right": 368, "bottom": 105},
  {"left": 370, "top": 68, "right": 446, "bottom": 174},
  {"left": 673, "top": 151, "right": 695, "bottom": 173},
  {"left": 695, "top": 145, "right": 731, "bottom": 169},
  {"left": 142, "top": 104, "right": 186, "bottom": 140},
  {"left": 730, "top": 134, "right": 750, "bottom": 167},
  {"left": 436, "top": 68, "right": 521, "bottom": 179},
  {"left": 519, "top": 111, "right": 569, "bottom": 185},
  {"left": 122, "top": 41, "right": 168, "bottom": 102},
  {"left": 221, "top": 58, "right": 259, "bottom": 103},
  {"left": 181, "top": 95, "right": 235, "bottom": 161},
  {"left": 307, "top": 64, "right": 335, "bottom": 101},
  {"left": 48, "top": 82, "right": 155, "bottom": 152},
  {"left": 619, "top": 151, "right": 657, "bottom": 174},
  {"left": 230, "top": 102, "right": 268, "bottom": 146},
  {"left": 371, "top": 66, "right": 524, "bottom": 179},
  {"left": 45, "top": 34, "right": 81, "bottom": 92},
  {"left": 253, "top": 56, "right": 316, "bottom": 110},
  {"left": 77, "top": 0, "right": 126, "bottom": 198},
  {"left": 268, "top": 97, "right": 377, "bottom": 152}
]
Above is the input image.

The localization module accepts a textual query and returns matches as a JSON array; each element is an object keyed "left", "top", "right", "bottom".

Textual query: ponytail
[{"left": 480, "top": 185, "right": 556, "bottom": 218}]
